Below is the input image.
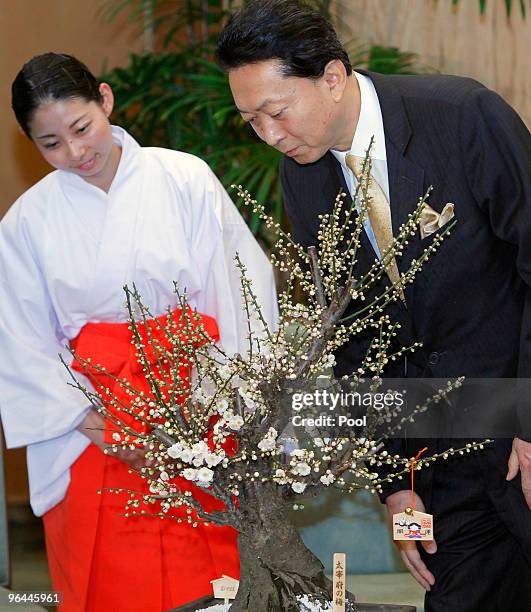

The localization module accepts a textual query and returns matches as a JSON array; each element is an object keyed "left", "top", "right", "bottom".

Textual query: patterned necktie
[{"left": 345, "top": 153, "right": 404, "bottom": 302}]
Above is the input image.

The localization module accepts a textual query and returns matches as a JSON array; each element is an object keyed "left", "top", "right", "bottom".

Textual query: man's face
[{"left": 229, "top": 59, "right": 345, "bottom": 164}]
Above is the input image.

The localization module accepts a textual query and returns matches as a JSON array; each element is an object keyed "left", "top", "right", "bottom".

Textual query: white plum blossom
[
  {"left": 292, "top": 481, "right": 307, "bottom": 494},
  {"left": 217, "top": 408, "right": 233, "bottom": 424},
  {"left": 273, "top": 468, "right": 289, "bottom": 485},
  {"left": 258, "top": 437, "right": 277, "bottom": 452},
  {"left": 167, "top": 442, "right": 184, "bottom": 459},
  {"left": 180, "top": 448, "right": 194, "bottom": 464},
  {"left": 228, "top": 414, "right": 244, "bottom": 431},
  {"left": 216, "top": 398, "right": 229, "bottom": 414},
  {"left": 257, "top": 427, "right": 278, "bottom": 452},
  {"left": 291, "top": 462, "right": 311, "bottom": 477},
  {"left": 192, "top": 440, "right": 209, "bottom": 455},
  {"left": 205, "top": 452, "right": 224, "bottom": 467},
  {"left": 321, "top": 354, "right": 336, "bottom": 368},
  {"left": 216, "top": 363, "right": 232, "bottom": 380},
  {"left": 319, "top": 472, "right": 336, "bottom": 486},
  {"left": 191, "top": 441, "right": 209, "bottom": 461},
  {"left": 197, "top": 467, "right": 214, "bottom": 484},
  {"left": 159, "top": 471, "right": 170, "bottom": 482},
  {"left": 182, "top": 468, "right": 198, "bottom": 481}
]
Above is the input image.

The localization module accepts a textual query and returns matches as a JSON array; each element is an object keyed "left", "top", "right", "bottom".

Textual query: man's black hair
[{"left": 216, "top": 0, "right": 352, "bottom": 78}]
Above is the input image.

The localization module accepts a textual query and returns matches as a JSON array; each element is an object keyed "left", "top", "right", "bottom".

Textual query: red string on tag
[{"left": 410, "top": 447, "right": 428, "bottom": 512}]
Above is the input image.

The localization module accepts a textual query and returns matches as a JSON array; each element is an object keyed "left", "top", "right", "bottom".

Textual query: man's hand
[
  {"left": 506, "top": 437, "right": 531, "bottom": 509},
  {"left": 77, "top": 408, "right": 155, "bottom": 470},
  {"left": 385, "top": 489, "right": 437, "bottom": 591}
]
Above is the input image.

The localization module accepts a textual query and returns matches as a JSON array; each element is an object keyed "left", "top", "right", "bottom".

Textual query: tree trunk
[{"left": 230, "top": 484, "right": 355, "bottom": 612}]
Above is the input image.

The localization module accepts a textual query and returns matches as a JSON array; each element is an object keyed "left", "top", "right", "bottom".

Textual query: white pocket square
[{"left": 419, "top": 202, "right": 455, "bottom": 239}]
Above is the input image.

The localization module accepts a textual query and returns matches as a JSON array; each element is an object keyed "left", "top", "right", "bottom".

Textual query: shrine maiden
[{"left": 0, "top": 53, "right": 277, "bottom": 611}]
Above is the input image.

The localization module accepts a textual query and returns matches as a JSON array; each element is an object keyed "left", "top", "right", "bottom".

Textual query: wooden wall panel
[{"left": 334, "top": 0, "right": 530, "bottom": 126}]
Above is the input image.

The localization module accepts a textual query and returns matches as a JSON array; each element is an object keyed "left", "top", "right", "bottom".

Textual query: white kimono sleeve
[
  {"left": 188, "top": 166, "right": 279, "bottom": 357},
  {"left": 0, "top": 205, "right": 91, "bottom": 514}
]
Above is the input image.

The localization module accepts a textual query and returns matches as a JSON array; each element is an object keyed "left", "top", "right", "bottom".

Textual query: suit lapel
[
  {"left": 387, "top": 142, "right": 425, "bottom": 257},
  {"left": 362, "top": 71, "right": 426, "bottom": 305}
]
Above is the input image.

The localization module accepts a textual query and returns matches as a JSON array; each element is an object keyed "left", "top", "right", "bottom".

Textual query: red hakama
[{"left": 42, "top": 312, "right": 240, "bottom": 611}]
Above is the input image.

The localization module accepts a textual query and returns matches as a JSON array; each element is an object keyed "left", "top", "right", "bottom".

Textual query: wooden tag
[
  {"left": 333, "top": 553, "right": 346, "bottom": 612},
  {"left": 210, "top": 574, "right": 239, "bottom": 605},
  {"left": 393, "top": 509, "right": 433, "bottom": 541}
]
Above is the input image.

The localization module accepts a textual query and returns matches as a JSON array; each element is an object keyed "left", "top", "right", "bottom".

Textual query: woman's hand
[{"left": 77, "top": 408, "right": 155, "bottom": 470}]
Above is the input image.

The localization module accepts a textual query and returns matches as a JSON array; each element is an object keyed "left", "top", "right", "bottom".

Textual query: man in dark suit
[{"left": 216, "top": 1, "right": 531, "bottom": 610}]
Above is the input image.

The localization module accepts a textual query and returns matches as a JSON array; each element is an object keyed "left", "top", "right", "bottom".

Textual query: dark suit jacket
[{"left": 279, "top": 71, "right": 531, "bottom": 500}]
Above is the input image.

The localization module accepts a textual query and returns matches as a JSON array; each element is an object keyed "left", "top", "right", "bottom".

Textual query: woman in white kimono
[{"left": 0, "top": 53, "right": 277, "bottom": 611}]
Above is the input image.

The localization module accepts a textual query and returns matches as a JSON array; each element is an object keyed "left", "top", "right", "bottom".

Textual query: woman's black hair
[
  {"left": 215, "top": 0, "right": 352, "bottom": 79},
  {"left": 12, "top": 53, "right": 102, "bottom": 137}
]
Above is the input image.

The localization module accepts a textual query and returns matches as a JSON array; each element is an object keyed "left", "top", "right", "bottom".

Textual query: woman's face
[{"left": 28, "top": 83, "right": 120, "bottom": 190}]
